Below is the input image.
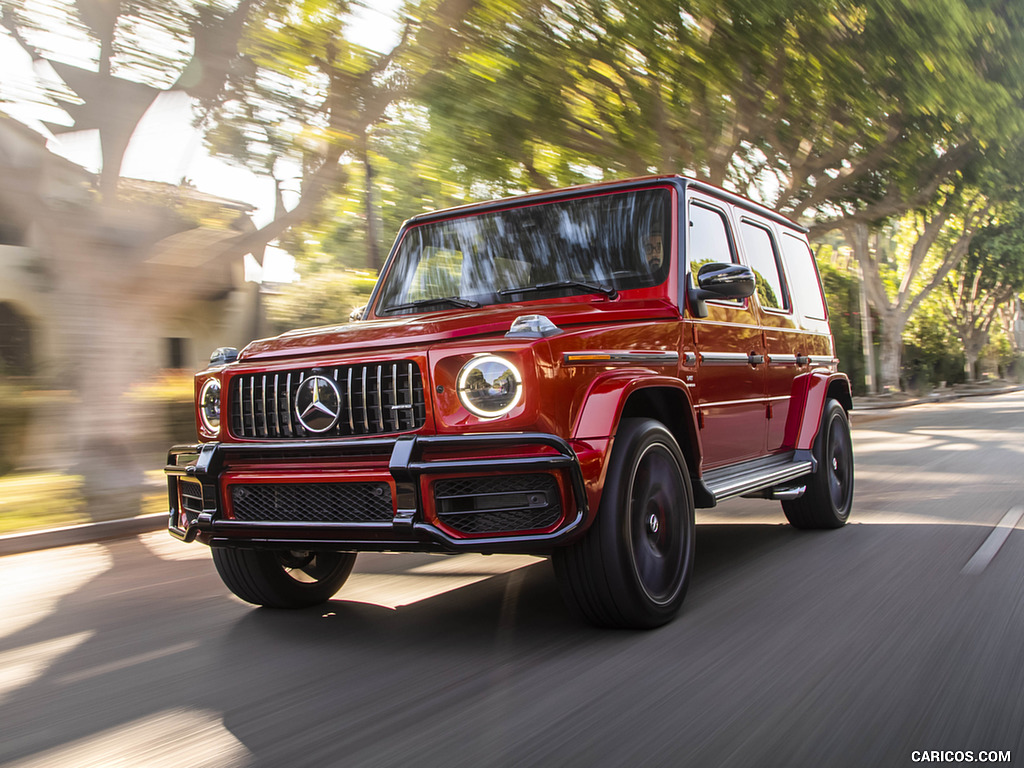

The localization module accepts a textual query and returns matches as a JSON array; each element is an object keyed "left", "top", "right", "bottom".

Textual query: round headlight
[
  {"left": 199, "top": 378, "right": 222, "bottom": 433},
  {"left": 457, "top": 355, "right": 523, "bottom": 418}
]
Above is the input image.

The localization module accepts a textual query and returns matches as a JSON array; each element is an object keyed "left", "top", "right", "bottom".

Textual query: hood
[{"left": 239, "top": 299, "right": 678, "bottom": 362}]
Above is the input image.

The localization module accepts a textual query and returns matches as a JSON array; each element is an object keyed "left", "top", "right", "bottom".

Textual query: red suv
[{"left": 166, "top": 175, "right": 853, "bottom": 628}]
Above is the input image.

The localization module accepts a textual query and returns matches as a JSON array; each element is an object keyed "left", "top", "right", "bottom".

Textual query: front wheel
[
  {"left": 553, "top": 418, "right": 695, "bottom": 629},
  {"left": 212, "top": 548, "right": 356, "bottom": 608},
  {"left": 783, "top": 398, "right": 854, "bottom": 529}
]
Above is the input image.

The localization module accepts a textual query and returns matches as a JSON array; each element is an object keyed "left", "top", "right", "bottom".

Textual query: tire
[
  {"left": 783, "top": 398, "right": 854, "bottom": 529},
  {"left": 212, "top": 548, "right": 356, "bottom": 608},
  {"left": 553, "top": 418, "right": 695, "bottom": 629}
]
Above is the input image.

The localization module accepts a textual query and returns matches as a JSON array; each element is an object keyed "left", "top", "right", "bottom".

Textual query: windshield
[{"left": 375, "top": 187, "right": 672, "bottom": 315}]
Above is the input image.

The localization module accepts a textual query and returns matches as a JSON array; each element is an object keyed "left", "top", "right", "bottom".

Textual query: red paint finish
[{"left": 170, "top": 174, "right": 850, "bottom": 554}]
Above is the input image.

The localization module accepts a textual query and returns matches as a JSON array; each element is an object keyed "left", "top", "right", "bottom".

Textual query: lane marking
[{"left": 961, "top": 506, "right": 1024, "bottom": 575}]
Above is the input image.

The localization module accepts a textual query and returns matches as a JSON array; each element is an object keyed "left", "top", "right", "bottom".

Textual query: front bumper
[{"left": 165, "top": 433, "right": 589, "bottom": 554}]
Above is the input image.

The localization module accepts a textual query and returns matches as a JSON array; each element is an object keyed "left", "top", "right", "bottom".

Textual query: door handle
[
  {"left": 795, "top": 354, "right": 810, "bottom": 366},
  {"left": 748, "top": 352, "right": 765, "bottom": 366}
]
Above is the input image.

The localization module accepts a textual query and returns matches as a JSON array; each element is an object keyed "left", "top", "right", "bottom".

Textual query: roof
[{"left": 404, "top": 174, "right": 805, "bottom": 232}]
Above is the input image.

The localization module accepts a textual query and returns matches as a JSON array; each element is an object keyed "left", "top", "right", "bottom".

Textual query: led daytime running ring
[{"left": 456, "top": 355, "right": 523, "bottom": 418}]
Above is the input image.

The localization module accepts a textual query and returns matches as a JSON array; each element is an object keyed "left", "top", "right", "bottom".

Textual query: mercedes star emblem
[{"left": 295, "top": 375, "right": 342, "bottom": 433}]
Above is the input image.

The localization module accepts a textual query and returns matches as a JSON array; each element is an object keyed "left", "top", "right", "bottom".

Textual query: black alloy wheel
[
  {"left": 553, "top": 418, "right": 695, "bottom": 629},
  {"left": 627, "top": 441, "right": 690, "bottom": 606},
  {"left": 783, "top": 398, "right": 854, "bottom": 529}
]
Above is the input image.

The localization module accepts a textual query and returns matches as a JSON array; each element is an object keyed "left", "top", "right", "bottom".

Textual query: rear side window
[
  {"left": 780, "top": 233, "right": 827, "bottom": 320},
  {"left": 739, "top": 220, "right": 787, "bottom": 311}
]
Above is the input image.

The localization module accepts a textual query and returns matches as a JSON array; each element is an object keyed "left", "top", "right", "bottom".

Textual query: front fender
[{"left": 573, "top": 372, "right": 700, "bottom": 444}]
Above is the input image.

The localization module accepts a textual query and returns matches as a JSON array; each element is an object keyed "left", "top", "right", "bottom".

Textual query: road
[{"left": 1, "top": 391, "right": 1022, "bottom": 767}]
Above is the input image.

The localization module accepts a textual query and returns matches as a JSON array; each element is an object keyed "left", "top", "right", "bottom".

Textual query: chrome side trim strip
[
  {"left": 699, "top": 352, "right": 750, "bottom": 365},
  {"left": 562, "top": 351, "right": 680, "bottom": 365}
]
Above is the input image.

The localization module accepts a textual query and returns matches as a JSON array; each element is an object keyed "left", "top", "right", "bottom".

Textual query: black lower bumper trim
[{"left": 166, "top": 433, "right": 589, "bottom": 551}]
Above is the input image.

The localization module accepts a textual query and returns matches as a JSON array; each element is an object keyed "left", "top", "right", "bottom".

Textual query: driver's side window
[
  {"left": 688, "top": 202, "right": 736, "bottom": 271},
  {"left": 687, "top": 202, "right": 740, "bottom": 304}
]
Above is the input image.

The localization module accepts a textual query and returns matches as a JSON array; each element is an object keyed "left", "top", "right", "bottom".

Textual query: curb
[
  {"left": 851, "top": 384, "right": 1023, "bottom": 416},
  {"left": 0, "top": 513, "right": 167, "bottom": 557}
]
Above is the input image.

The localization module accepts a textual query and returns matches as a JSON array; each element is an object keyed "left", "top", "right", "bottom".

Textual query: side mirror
[{"left": 687, "top": 262, "right": 755, "bottom": 318}]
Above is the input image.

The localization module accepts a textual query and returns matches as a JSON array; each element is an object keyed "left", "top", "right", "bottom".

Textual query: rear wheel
[
  {"left": 783, "top": 398, "right": 854, "bottom": 529},
  {"left": 553, "top": 418, "right": 695, "bottom": 629},
  {"left": 212, "top": 548, "right": 356, "bottom": 608}
]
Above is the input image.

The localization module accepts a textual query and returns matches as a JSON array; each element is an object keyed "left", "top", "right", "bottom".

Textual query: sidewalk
[
  {"left": 3, "top": 381, "right": 1021, "bottom": 557},
  {"left": 0, "top": 512, "right": 167, "bottom": 557},
  {"left": 850, "top": 380, "right": 1024, "bottom": 414}
]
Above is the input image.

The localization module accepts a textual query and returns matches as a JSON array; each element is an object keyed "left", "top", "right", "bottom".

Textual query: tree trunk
[
  {"left": 360, "top": 136, "right": 381, "bottom": 271},
  {"left": 874, "top": 306, "right": 907, "bottom": 392},
  {"left": 962, "top": 333, "right": 987, "bottom": 382},
  {"left": 38, "top": 205, "right": 166, "bottom": 520},
  {"left": 877, "top": 323, "right": 903, "bottom": 392}
]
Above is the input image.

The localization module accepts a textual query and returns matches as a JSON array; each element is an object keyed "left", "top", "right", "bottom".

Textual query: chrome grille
[{"left": 230, "top": 361, "right": 425, "bottom": 439}]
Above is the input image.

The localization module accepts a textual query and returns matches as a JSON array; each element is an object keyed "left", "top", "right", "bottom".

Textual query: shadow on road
[{"left": 1, "top": 515, "right": 1021, "bottom": 767}]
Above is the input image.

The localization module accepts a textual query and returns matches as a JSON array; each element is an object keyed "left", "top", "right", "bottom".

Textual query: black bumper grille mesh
[
  {"left": 230, "top": 482, "right": 394, "bottom": 524},
  {"left": 180, "top": 480, "right": 204, "bottom": 515},
  {"left": 434, "top": 474, "right": 561, "bottom": 534}
]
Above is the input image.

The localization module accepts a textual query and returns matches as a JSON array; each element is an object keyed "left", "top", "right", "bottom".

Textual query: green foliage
[
  {"left": 264, "top": 269, "right": 377, "bottom": 332},
  {"left": 0, "top": 381, "right": 31, "bottom": 476},
  {"left": 0, "top": 472, "right": 87, "bottom": 534},
  {"left": 984, "top": 331, "right": 1018, "bottom": 380},
  {"left": 904, "top": 300, "right": 966, "bottom": 391},
  {"left": 962, "top": 203, "right": 1024, "bottom": 297},
  {"left": 818, "top": 261, "right": 867, "bottom": 395}
]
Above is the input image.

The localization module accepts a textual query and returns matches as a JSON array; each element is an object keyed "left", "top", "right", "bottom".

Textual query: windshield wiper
[
  {"left": 497, "top": 280, "right": 618, "bottom": 300},
  {"left": 382, "top": 296, "right": 480, "bottom": 313}
]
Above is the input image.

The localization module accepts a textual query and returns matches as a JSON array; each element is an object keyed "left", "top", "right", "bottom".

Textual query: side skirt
[{"left": 693, "top": 450, "right": 815, "bottom": 508}]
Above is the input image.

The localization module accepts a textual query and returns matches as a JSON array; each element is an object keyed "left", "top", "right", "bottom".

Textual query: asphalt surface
[{"left": 1, "top": 391, "right": 1022, "bottom": 767}]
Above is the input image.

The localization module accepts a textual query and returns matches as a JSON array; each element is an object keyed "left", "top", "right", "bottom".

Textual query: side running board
[{"left": 693, "top": 450, "right": 815, "bottom": 508}]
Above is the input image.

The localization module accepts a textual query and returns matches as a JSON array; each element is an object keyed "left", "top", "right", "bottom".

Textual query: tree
[
  {"left": 1, "top": 0, "right": 269, "bottom": 514},
  {"left": 202, "top": 0, "right": 491, "bottom": 271},
  {"left": 415, "top": 0, "right": 1024, "bottom": 391},
  {"left": 945, "top": 205, "right": 1024, "bottom": 380},
  {"left": 418, "top": 0, "right": 1024, "bottom": 211},
  {"left": 0, "top": 0, "right": 483, "bottom": 515},
  {"left": 842, "top": 176, "right": 995, "bottom": 390}
]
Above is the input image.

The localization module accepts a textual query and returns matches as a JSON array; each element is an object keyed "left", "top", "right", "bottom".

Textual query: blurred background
[{"left": 2, "top": 0, "right": 1024, "bottom": 533}]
